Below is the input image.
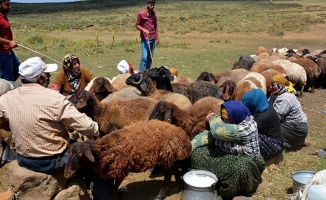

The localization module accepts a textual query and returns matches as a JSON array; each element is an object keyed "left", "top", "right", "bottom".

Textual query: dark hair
[{"left": 147, "top": 0, "right": 155, "bottom": 3}]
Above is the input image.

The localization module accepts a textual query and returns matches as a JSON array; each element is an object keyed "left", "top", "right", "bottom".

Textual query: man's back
[{"left": 0, "top": 83, "right": 97, "bottom": 158}]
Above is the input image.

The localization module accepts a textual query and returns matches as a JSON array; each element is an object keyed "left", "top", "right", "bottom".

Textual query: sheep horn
[{"left": 132, "top": 73, "right": 144, "bottom": 85}]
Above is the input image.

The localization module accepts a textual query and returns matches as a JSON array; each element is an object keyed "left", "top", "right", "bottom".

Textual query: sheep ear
[
  {"left": 140, "top": 79, "right": 147, "bottom": 91},
  {"left": 104, "top": 81, "right": 114, "bottom": 93},
  {"left": 84, "top": 146, "right": 95, "bottom": 162}
]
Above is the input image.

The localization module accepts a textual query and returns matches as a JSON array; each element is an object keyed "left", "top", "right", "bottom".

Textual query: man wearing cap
[
  {"left": 0, "top": 0, "right": 20, "bottom": 82},
  {"left": 0, "top": 57, "right": 114, "bottom": 200},
  {"left": 136, "top": 0, "right": 160, "bottom": 71}
]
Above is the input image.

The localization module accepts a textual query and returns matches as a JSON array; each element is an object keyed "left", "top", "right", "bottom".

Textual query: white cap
[
  {"left": 19, "top": 57, "right": 58, "bottom": 79},
  {"left": 117, "top": 60, "right": 130, "bottom": 74}
]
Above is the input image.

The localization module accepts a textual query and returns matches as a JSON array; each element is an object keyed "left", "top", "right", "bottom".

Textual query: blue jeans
[
  {"left": 0, "top": 51, "right": 20, "bottom": 82},
  {"left": 17, "top": 149, "right": 115, "bottom": 200},
  {"left": 139, "top": 38, "right": 156, "bottom": 71}
]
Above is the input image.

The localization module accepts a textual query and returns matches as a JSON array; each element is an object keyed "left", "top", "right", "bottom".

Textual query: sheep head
[
  {"left": 64, "top": 140, "right": 95, "bottom": 179},
  {"left": 125, "top": 72, "right": 148, "bottom": 92},
  {"left": 220, "top": 80, "right": 236, "bottom": 101},
  {"left": 196, "top": 71, "right": 217, "bottom": 84},
  {"left": 148, "top": 101, "right": 173, "bottom": 123},
  {"left": 89, "top": 77, "right": 115, "bottom": 101},
  {"left": 147, "top": 66, "right": 174, "bottom": 91}
]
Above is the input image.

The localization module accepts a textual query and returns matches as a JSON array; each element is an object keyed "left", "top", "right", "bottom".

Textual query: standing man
[
  {"left": 136, "top": 0, "right": 160, "bottom": 71},
  {"left": 0, "top": 0, "right": 20, "bottom": 82}
]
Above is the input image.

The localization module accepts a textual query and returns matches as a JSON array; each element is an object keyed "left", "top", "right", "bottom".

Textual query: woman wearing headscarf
[
  {"left": 268, "top": 73, "right": 308, "bottom": 150},
  {"left": 191, "top": 100, "right": 265, "bottom": 200},
  {"left": 49, "top": 54, "right": 94, "bottom": 96},
  {"left": 242, "top": 88, "right": 284, "bottom": 161}
]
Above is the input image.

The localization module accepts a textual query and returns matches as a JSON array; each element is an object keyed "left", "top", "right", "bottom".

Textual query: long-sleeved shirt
[
  {"left": 136, "top": 9, "right": 158, "bottom": 40},
  {"left": 0, "top": 83, "right": 99, "bottom": 158},
  {"left": 271, "top": 92, "right": 307, "bottom": 123},
  {"left": 210, "top": 115, "right": 260, "bottom": 156},
  {"left": 0, "top": 12, "right": 13, "bottom": 52}
]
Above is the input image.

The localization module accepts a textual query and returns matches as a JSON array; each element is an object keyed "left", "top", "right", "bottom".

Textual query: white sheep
[{"left": 272, "top": 59, "right": 307, "bottom": 97}]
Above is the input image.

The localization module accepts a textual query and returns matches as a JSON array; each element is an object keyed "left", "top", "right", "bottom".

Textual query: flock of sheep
[
  {"left": 62, "top": 46, "right": 326, "bottom": 199},
  {"left": 1, "top": 45, "right": 324, "bottom": 199}
]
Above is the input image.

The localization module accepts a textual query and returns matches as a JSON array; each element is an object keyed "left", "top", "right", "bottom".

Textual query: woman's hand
[{"left": 206, "top": 112, "right": 216, "bottom": 122}]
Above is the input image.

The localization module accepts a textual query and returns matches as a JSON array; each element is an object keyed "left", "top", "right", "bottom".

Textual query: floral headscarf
[
  {"left": 63, "top": 54, "right": 81, "bottom": 93},
  {"left": 271, "top": 73, "right": 296, "bottom": 95},
  {"left": 221, "top": 100, "right": 251, "bottom": 124}
]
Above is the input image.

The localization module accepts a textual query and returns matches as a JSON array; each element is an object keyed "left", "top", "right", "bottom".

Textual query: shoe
[
  {"left": 317, "top": 149, "right": 326, "bottom": 159},
  {"left": 0, "top": 191, "right": 14, "bottom": 200}
]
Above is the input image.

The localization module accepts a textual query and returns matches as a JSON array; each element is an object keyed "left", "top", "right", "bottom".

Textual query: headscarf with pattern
[
  {"left": 221, "top": 100, "right": 251, "bottom": 124},
  {"left": 271, "top": 73, "right": 295, "bottom": 95},
  {"left": 241, "top": 88, "right": 269, "bottom": 115},
  {"left": 62, "top": 54, "right": 81, "bottom": 93}
]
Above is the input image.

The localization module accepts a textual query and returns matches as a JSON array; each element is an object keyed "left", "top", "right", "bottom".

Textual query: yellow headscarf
[{"left": 272, "top": 74, "right": 296, "bottom": 94}]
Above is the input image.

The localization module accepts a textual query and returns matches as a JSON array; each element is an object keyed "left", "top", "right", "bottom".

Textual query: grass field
[
  {"left": 9, "top": 0, "right": 326, "bottom": 79},
  {"left": 5, "top": 0, "right": 326, "bottom": 199}
]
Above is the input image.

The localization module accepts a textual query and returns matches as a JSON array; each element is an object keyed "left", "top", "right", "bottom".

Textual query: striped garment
[{"left": 0, "top": 83, "right": 98, "bottom": 158}]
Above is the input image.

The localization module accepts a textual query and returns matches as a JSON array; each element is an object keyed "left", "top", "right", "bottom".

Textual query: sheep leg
[
  {"left": 155, "top": 167, "right": 173, "bottom": 200},
  {"left": 171, "top": 165, "right": 184, "bottom": 191},
  {"left": 113, "top": 180, "right": 122, "bottom": 198}
]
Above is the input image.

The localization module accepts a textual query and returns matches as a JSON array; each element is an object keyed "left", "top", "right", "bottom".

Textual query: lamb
[
  {"left": 68, "top": 90, "right": 159, "bottom": 136},
  {"left": 126, "top": 72, "right": 192, "bottom": 110},
  {"left": 64, "top": 120, "right": 192, "bottom": 200},
  {"left": 272, "top": 59, "right": 307, "bottom": 97},
  {"left": 234, "top": 72, "right": 267, "bottom": 100}
]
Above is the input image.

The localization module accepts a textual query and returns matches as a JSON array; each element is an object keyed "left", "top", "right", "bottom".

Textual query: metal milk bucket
[
  {"left": 182, "top": 170, "right": 219, "bottom": 200},
  {"left": 291, "top": 170, "right": 316, "bottom": 193}
]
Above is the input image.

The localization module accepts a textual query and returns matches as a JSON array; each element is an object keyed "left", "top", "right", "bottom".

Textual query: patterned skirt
[{"left": 190, "top": 143, "right": 265, "bottom": 200}]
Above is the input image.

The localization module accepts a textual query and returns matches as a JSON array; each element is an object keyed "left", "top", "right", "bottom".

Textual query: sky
[{"left": 11, "top": 0, "right": 80, "bottom": 3}]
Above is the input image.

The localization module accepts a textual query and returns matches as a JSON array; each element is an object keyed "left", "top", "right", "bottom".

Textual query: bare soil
[{"left": 0, "top": 29, "right": 325, "bottom": 199}]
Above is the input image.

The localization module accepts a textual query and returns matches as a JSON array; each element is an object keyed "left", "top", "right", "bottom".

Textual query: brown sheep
[
  {"left": 69, "top": 90, "right": 158, "bottom": 136},
  {"left": 215, "top": 69, "right": 249, "bottom": 86},
  {"left": 260, "top": 69, "right": 283, "bottom": 96},
  {"left": 149, "top": 97, "right": 224, "bottom": 139},
  {"left": 64, "top": 120, "right": 192, "bottom": 200},
  {"left": 219, "top": 79, "right": 236, "bottom": 100},
  {"left": 88, "top": 77, "right": 116, "bottom": 101},
  {"left": 196, "top": 71, "right": 218, "bottom": 84},
  {"left": 288, "top": 57, "right": 321, "bottom": 93},
  {"left": 234, "top": 72, "right": 267, "bottom": 101},
  {"left": 255, "top": 46, "right": 268, "bottom": 56},
  {"left": 315, "top": 56, "right": 326, "bottom": 88}
]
